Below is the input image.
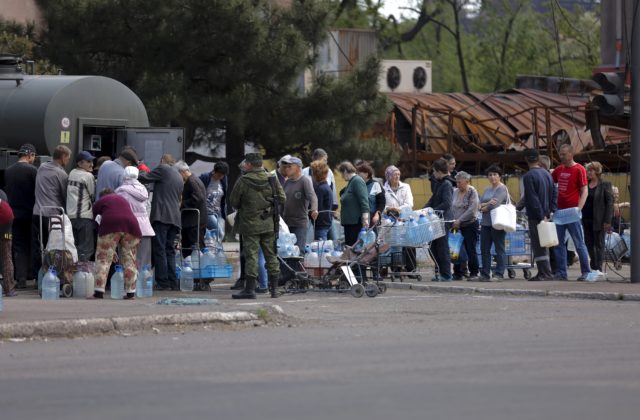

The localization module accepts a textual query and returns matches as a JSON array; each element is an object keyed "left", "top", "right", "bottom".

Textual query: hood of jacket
[
  {"left": 240, "top": 169, "right": 270, "bottom": 190},
  {"left": 117, "top": 180, "right": 148, "bottom": 203}
]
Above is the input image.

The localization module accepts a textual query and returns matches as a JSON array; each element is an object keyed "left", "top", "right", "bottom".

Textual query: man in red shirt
[{"left": 552, "top": 144, "right": 591, "bottom": 281}]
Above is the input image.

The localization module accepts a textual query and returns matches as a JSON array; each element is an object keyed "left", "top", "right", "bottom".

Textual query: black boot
[
  {"left": 230, "top": 277, "right": 245, "bottom": 290},
  {"left": 232, "top": 277, "right": 256, "bottom": 299},
  {"left": 268, "top": 274, "right": 281, "bottom": 298}
]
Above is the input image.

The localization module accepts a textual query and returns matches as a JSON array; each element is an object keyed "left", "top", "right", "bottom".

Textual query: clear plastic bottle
[
  {"left": 42, "top": 266, "right": 60, "bottom": 301},
  {"left": 215, "top": 247, "right": 226, "bottom": 265},
  {"left": 181, "top": 261, "right": 194, "bottom": 292},
  {"left": 190, "top": 246, "right": 201, "bottom": 271},
  {"left": 37, "top": 266, "right": 46, "bottom": 295},
  {"left": 137, "top": 264, "right": 154, "bottom": 297},
  {"left": 110, "top": 265, "right": 124, "bottom": 300}
]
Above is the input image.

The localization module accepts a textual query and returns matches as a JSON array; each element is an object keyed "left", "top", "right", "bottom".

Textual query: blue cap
[{"left": 76, "top": 150, "right": 96, "bottom": 163}]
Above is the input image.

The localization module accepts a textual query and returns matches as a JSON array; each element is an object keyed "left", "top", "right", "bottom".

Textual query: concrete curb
[
  {"left": 383, "top": 282, "right": 638, "bottom": 302},
  {"left": 0, "top": 308, "right": 282, "bottom": 340}
]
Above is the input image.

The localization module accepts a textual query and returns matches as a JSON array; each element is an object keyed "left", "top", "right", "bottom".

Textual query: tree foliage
[
  {"left": 34, "top": 0, "right": 390, "bottom": 176},
  {"left": 375, "top": 0, "right": 600, "bottom": 92}
]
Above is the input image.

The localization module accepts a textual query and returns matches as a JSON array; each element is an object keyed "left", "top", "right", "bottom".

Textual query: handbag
[
  {"left": 490, "top": 194, "right": 517, "bottom": 232},
  {"left": 448, "top": 230, "right": 464, "bottom": 261}
]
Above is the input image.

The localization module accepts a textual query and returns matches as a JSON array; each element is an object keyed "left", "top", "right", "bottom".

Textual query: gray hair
[
  {"left": 174, "top": 160, "right": 190, "bottom": 173},
  {"left": 312, "top": 148, "right": 328, "bottom": 160},
  {"left": 539, "top": 155, "right": 551, "bottom": 170},
  {"left": 455, "top": 171, "right": 471, "bottom": 180}
]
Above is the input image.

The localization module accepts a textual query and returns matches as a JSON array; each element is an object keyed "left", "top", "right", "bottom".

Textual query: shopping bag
[
  {"left": 448, "top": 230, "right": 464, "bottom": 261},
  {"left": 490, "top": 195, "right": 516, "bottom": 232}
]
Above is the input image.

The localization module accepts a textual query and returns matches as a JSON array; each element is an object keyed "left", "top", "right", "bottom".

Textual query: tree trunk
[{"left": 452, "top": 3, "right": 469, "bottom": 92}]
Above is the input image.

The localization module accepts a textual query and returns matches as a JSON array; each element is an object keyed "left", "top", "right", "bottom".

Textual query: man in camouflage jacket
[{"left": 229, "top": 153, "right": 286, "bottom": 299}]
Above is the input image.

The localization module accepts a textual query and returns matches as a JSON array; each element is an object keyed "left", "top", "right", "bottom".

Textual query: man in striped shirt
[{"left": 66, "top": 151, "right": 97, "bottom": 260}]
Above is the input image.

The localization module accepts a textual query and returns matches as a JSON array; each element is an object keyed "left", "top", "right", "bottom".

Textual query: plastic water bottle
[
  {"left": 204, "top": 229, "right": 216, "bottom": 249},
  {"left": 72, "top": 268, "right": 94, "bottom": 299},
  {"left": 181, "top": 261, "right": 194, "bottom": 292},
  {"left": 292, "top": 245, "right": 300, "bottom": 256},
  {"left": 191, "top": 246, "right": 201, "bottom": 271},
  {"left": 175, "top": 264, "right": 182, "bottom": 280},
  {"left": 200, "top": 247, "right": 213, "bottom": 268},
  {"left": 137, "top": 265, "right": 154, "bottom": 298},
  {"left": 42, "top": 266, "right": 60, "bottom": 301},
  {"left": 215, "top": 248, "right": 226, "bottom": 265},
  {"left": 406, "top": 217, "right": 418, "bottom": 246},
  {"left": 110, "top": 265, "right": 124, "bottom": 299},
  {"left": 357, "top": 228, "right": 367, "bottom": 244}
]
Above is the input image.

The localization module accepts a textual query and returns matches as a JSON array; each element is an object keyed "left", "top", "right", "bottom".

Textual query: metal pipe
[
  {"left": 411, "top": 106, "right": 417, "bottom": 177},
  {"left": 615, "top": 0, "right": 622, "bottom": 67},
  {"left": 631, "top": 0, "right": 640, "bottom": 283}
]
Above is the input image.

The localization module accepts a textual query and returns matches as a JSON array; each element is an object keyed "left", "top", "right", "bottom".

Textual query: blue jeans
[
  {"left": 553, "top": 220, "right": 590, "bottom": 278},
  {"left": 257, "top": 247, "right": 267, "bottom": 289},
  {"left": 206, "top": 213, "right": 225, "bottom": 241},
  {"left": 314, "top": 227, "right": 330, "bottom": 241},
  {"left": 290, "top": 226, "right": 308, "bottom": 253},
  {"left": 152, "top": 222, "right": 179, "bottom": 289},
  {"left": 480, "top": 226, "right": 506, "bottom": 278}
]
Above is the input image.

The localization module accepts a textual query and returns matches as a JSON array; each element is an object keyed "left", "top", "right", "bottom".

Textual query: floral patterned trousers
[{"left": 94, "top": 232, "right": 140, "bottom": 293}]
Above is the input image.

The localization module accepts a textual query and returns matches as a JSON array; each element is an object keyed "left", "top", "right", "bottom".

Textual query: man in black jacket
[
  {"left": 426, "top": 158, "right": 456, "bottom": 281},
  {"left": 139, "top": 154, "right": 184, "bottom": 290},
  {"left": 176, "top": 161, "right": 207, "bottom": 258},
  {"left": 522, "top": 149, "right": 555, "bottom": 281}
]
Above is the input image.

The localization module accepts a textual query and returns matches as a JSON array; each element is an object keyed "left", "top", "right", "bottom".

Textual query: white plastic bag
[
  {"left": 45, "top": 214, "right": 78, "bottom": 263},
  {"left": 490, "top": 195, "right": 517, "bottom": 232}
]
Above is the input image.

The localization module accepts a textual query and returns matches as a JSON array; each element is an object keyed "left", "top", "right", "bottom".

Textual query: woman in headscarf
[{"left": 115, "top": 166, "right": 155, "bottom": 269}]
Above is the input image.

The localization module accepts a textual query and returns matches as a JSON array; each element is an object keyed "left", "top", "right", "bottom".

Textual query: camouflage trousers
[{"left": 94, "top": 232, "right": 140, "bottom": 293}]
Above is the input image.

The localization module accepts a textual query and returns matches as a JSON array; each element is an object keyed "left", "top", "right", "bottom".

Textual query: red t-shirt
[{"left": 552, "top": 163, "right": 587, "bottom": 209}]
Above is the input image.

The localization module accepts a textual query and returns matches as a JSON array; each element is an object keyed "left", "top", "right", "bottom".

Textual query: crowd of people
[{"left": 0, "top": 142, "right": 623, "bottom": 299}]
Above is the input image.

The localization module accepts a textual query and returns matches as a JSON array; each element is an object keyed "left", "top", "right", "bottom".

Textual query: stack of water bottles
[
  {"left": 406, "top": 214, "right": 431, "bottom": 246},
  {"left": 303, "top": 240, "right": 338, "bottom": 268},
  {"left": 277, "top": 233, "right": 301, "bottom": 258},
  {"left": 552, "top": 207, "right": 581, "bottom": 225},
  {"left": 198, "top": 246, "right": 232, "bottom": 278}
]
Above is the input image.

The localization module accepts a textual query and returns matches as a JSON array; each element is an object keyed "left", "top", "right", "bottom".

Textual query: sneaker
[
  {"left": 431, "top": 275, "right": 440, "bottom": 282},
  {"left": 439, "top": 276, "right": 452, "bottom": 282},
  {"left": 478, "top": 275, "right": 492, "bottom": 282},
  {"left": 552, "top": 274, "right": 569, "bottom": 281}
]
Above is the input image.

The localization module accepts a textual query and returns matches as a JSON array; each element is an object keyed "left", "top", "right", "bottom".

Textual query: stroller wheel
[
  {"left": 523, "top": 269, "right": 532, "bottom": 280},
  {"left": 365, "top": 283, "right": 379, "bottom": 298},
  {"left": 350, "top": 283, "right": 365, "bottom": 298},
  {"left": 61, "top": 283, "right": 73, "bottom": 298},
  {"left": 377, "top": 283, "right": 387, "bottom": 294},
  {"left": 284, "top": 280, "right": 296, "bottom": 292}
]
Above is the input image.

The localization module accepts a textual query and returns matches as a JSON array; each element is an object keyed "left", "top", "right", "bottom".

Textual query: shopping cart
[{"left": 476, "top": 225, "right": 533, "bottom": 280}]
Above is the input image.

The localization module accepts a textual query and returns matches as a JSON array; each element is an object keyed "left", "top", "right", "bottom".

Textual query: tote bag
[{"left": 490, "top": 194, "right": 517, "bottom": 232}]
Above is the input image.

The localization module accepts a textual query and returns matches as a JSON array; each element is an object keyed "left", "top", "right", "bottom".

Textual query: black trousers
[
  {"left": 582, "top": 219, "right": 604, "bottom": 271},
  {"left": 12, "top": 217, "right": 35, "bottom": 281},
  {"left": 429, "top": 225, "right": 451, "bottom": 279},
  {"left": 181, "top": 224, "right": 206, "bottom": 258},
  {"left": 454, "top": 222, "right": 479, "bottom": 276}
]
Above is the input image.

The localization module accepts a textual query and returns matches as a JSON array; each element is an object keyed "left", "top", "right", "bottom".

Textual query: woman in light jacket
[
  {"left": 116, "top": 166, "right": 155, "bottom": 269},
  {"left": 382, "top": 165, "right": 417, "bottom": 274}
]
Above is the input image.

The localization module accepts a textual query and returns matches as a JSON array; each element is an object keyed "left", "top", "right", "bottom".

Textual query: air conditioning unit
[{"left": 379, "top": 59, "right": 432, "bottom": 93}]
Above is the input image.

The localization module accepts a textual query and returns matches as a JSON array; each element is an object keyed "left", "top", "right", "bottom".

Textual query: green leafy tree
[{"left": 36, "top": 0, "right": 389, "bottom": 181}]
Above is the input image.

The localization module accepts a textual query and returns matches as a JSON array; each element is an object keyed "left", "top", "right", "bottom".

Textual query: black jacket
[
  {"left": 522, "top": 167, "right": 555, "bottom": 221},
  {"left": 588, "top": 181, "right": 614, "bottom": 229},
  {"left": 426, "top": 175, "right": 456, "bottom": 220},
  {"left": 181, "top": 174, "right": 207, "bottom": 228}
]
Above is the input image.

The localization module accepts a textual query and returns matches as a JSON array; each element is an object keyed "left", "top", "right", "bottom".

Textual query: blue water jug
[
  {"left": 110, "top": 265, "right": 124, "bottom": 300},
  {"left": 42, "top": 266, "right": 60, "bottom": 301}
]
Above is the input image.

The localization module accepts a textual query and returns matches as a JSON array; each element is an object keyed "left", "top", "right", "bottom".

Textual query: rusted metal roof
[{"left": 386, "top": 89, "right": 629, "bottom": 155}]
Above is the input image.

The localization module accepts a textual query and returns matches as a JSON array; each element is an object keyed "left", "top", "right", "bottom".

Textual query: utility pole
[{"left": 631, "top": 0, "right": 639, "bottom": 283}]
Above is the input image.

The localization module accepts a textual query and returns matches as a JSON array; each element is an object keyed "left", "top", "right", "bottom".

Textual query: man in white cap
[{"left": 281, "top": 155, "right": 318, "bottom": 252}]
